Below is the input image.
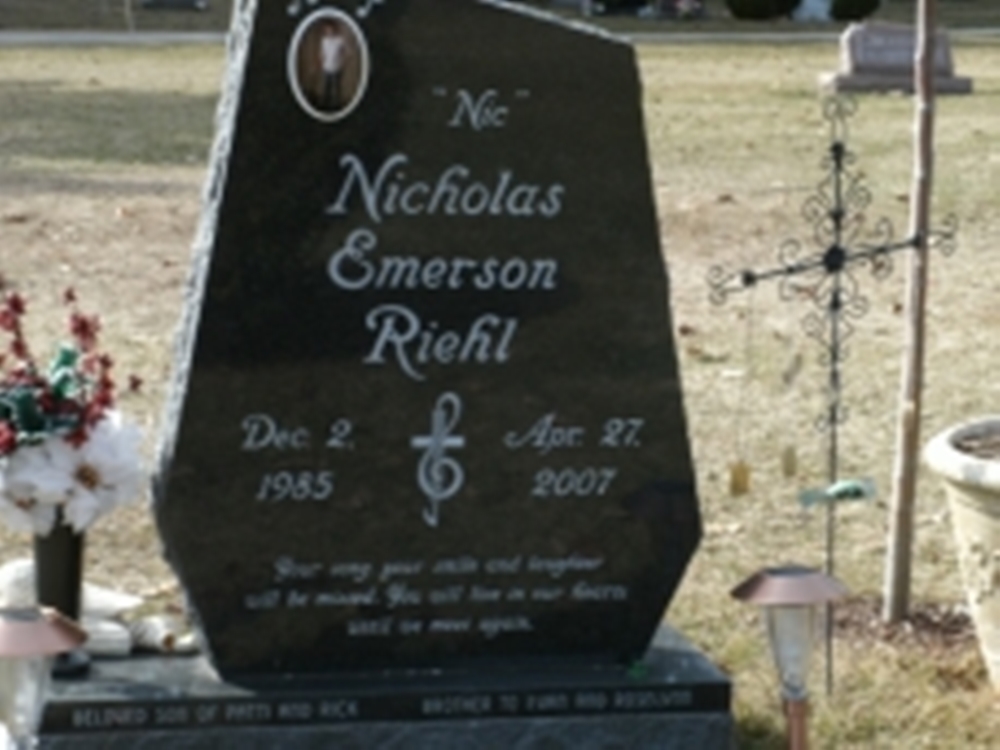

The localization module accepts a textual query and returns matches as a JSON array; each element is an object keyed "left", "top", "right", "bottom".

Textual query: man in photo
[{"left": 319, "top": 21, "right": 348, "bottom": 111}]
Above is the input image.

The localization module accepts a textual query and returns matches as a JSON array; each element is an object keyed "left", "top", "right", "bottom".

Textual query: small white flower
[
  {"left": 0, "top": 490, "right": 57, "bottom": 535},
  {"left": 0, "top": 412, "right": 143, "bottom": 535},
  {"left": 44, "top": 412, "right": 144, "bottom": 533},
  {"left": 0, "top": 441, "right": 73, "bottom": 507},
  {"left": 61, "top": 490, "right": 104, "bottom": 534},
  {"left": 0, "top": 440, "right": 65, "bottom": 535}
]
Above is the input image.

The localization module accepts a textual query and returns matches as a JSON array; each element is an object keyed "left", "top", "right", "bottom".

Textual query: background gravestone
[
  {"left": 154, "top": 0, "right": 701, "bottom": 683},
  {"left": 820, "top": 21, "right": 973, "bottom": 94}
]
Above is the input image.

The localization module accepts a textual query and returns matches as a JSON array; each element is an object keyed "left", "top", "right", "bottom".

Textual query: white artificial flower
[
  {"left": 0, "top": 441, "right": 73, "bottom": 507},
  {"left": 61, "top": 490, "right": 103, "bottom": 534},
  {"left": 0, "top": 490, "right": 57, "bottom": 535},
  {"left": 0, "top": 442, "right": 66, "bottom": 535},
  {"left": 47, "top": 411, "right": 144, "bottom": 533}
]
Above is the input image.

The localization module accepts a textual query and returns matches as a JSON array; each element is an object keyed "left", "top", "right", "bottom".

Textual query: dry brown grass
[
  {"left": 1, "top": 34, "right": 999, "bottom": 748},
  {"left": 643, "top": 39, "right": 1000, "bottom": 747}
]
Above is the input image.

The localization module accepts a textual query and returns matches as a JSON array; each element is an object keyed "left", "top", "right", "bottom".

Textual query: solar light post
[
  {"left": 0, "top": 607, "right": 86, "bottom": 749},
  {"left": 731, "top": 565, "right": 848, "bottom": 750}
]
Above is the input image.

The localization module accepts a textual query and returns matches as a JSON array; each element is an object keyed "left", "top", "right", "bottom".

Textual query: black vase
[{"left": 34, "top": 514, "right": 91, "bottom": 679}]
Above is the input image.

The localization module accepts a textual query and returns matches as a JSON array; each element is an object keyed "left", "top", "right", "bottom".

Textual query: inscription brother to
[{"left": 155, "top": 0, "right": 700, "bottom": 682}]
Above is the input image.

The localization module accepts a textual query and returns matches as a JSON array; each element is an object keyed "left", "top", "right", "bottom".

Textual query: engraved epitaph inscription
[{"left": 155, "top": 0, "right": 700, "bottom": 682}]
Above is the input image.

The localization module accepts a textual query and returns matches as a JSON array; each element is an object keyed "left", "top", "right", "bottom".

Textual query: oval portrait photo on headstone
[{"left": 287, "top": 8, "right": 369, "bottom": 123}]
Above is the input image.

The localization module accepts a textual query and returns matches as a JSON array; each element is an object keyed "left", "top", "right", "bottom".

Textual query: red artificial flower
[
  {"left": 0, "top": 290, "right": 139, "bottom": 466},
  {"left": 0, "top": 421, "right": 16, "bottom": 455},
  {"left": 82, "top": 388, "right": 113, "bottom": 425},
  {"left": 70, "top": 312, "right": 101, "bottom": 352},
  {"left": 65, "top": 426, "right": 90, "bottom": 448},
  {"left": 84, "top": 353, "right": 113, "bottom": 375},
  {"left": 5, "top": 293, "right": 25, "bottom": 316},
  {"left": 10, "top": 336, "right": 29, "bottom": 361},
  {"left": 37, "top": 389, "right": 56, "bottom": 413}
]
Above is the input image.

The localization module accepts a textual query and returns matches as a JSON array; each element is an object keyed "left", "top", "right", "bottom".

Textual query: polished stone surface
[
  {"left": 41, "top": 714, "right": 736, "bottom": 750},
  {"left": 39, "top": 626, "right": 733, "bottom": 749},
  {"left": 155, "top": 0, "right": 700, "bottom": 682}
]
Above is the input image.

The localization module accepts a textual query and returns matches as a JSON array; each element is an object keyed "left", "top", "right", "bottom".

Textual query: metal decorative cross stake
[{"left": 707, "top": 97, "right": 956, "bottom": 693}]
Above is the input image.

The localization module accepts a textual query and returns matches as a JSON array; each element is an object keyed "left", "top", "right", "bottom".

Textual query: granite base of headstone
[
  {"left": 820, "top": 22, "right": 973, "bottom": 94},
  {"left": 38, "top": 625, "right": 733, "bottom": 750}
]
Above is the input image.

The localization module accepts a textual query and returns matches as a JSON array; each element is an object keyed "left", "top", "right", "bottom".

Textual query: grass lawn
[
  {"left": 641, "top": 35, "right": 1000, "bottom": 748},
  {"left": 0, "top": 24, "right": 999, "bottom": 750}
]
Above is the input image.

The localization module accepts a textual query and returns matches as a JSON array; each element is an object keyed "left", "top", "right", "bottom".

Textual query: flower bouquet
[
  {"left": 0, "top": 288, "right": 143, "bottom": 678},
  {"left": 0, "top": 289, "right": 143, "bottom": 536}
]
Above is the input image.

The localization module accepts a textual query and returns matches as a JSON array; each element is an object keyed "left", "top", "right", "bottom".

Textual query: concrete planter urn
[{"left": 925, "top": 416, "right": 1000, "bottom": 689}]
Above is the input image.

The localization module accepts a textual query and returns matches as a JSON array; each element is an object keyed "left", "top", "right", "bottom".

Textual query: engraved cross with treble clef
[{"left": 411, "top": 392, "right": 466, "bottom": 528}]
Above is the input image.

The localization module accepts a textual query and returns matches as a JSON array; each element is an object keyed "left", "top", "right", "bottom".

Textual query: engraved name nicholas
[{"left": 325, "top": 153, "right": 564, "bottom": 222}]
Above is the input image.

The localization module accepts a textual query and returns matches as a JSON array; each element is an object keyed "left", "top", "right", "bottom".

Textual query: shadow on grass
[
  {"left": 0, "top": 79, "right": 217, "bottom": 166},
  {"left": 736, "top": 710, "right": 786, "bottom": 750}
]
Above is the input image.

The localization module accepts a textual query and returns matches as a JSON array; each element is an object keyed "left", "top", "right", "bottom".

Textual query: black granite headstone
[{"left": 155, "top": 0, "right": 701, "bottom": 685}]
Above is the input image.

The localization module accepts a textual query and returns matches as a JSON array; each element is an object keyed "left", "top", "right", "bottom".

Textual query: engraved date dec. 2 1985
[{"left": 256, "top": 471, "right": 334, "bottom": 502}]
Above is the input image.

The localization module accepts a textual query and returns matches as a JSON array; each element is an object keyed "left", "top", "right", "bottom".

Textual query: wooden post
[
  {"left": 883, "top": 0, "right": 936, "bottom": 623},
  {"left": 124, "top": 0, "right": 135, "bottom": 32}
]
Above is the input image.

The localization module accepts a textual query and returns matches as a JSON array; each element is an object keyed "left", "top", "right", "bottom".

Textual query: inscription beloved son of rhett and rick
[{"left": 58, "top": 686, "right": 698, "bottom": 733}]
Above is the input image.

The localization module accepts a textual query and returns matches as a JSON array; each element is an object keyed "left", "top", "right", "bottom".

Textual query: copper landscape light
[
  {"left": 731, "top": 565, "right": 848, "bottom": 750},
  {"left": 0, "top": 607, "right": 86, "bottom": 749}
]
